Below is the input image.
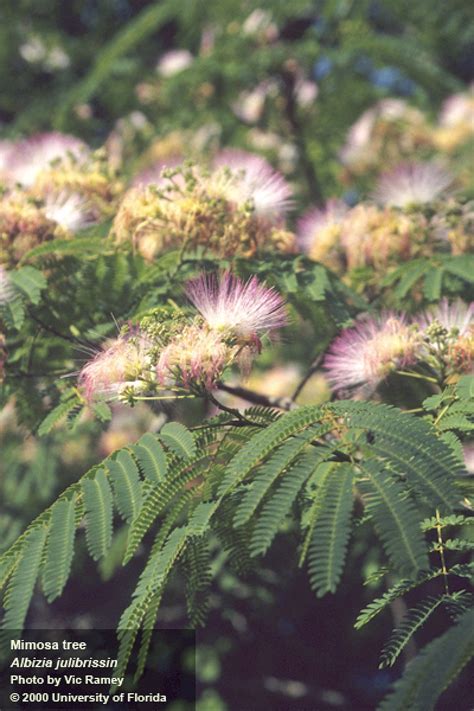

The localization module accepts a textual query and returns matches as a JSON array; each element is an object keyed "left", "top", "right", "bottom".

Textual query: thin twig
[{"left": 292, "top": 354, "right": 324, "bottom": 401}]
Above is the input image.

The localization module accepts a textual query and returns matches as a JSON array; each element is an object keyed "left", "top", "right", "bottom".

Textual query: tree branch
[{"left": 217, "top": 381, "right": 296, "bottom": 411}]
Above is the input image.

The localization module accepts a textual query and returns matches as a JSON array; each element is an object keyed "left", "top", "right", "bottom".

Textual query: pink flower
[
  {"left": 156, "top": 323, "right": 232, "bottom": 390},
  {"left": 418, "top": 299, "right": 474, "bottom": 373},
  {"left": 296, "top": 199, "right": 348, "bottom": 255},
  {"left": 324, "top": 314, "right": 419, "bottom": 391},
  {"left": 372, "top": 162, "right": 453, "bottom": 208},
  {"left": 132, "top": 157, "right": 183, "bottom": 188},
  {"left": 156, "top": 49, "right": 193, "bottom": 77},
  {"left": 185, "top": 271, "right": 287, "bottom": 339},
  {"left": 212, "top": 149, "right": 293, "bottom": 220},
  {"left": 7, "top": 132, "right": 88, "bottom": 187},
  {"left": 0, "top": 140, "right": 14, "bottom": 176},
  {"left": 232, "top": 82, "right": 271, "bottom": 124},
  {"left": 418, "top": 299, "right": 473, "bottom": 337},
  {"left": 438, "top": 88, "right": 474, "bottom": 128},
  {"left": 79, "top": 330, "right": 149, "bottom": 402},
  {"left": 43, "top": 191, "right": 96, "bottom": 233}
]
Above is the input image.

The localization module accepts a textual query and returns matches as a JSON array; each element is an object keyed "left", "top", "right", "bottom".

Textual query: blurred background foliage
[{"left": 0, "top": 1, "right": 473, "bottom": 709}]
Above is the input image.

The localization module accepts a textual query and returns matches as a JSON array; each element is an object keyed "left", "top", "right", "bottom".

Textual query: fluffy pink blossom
[
  {"left": 79, "top": 331, "right": 149, "bottom": 402},
  {"left": 0, "top": 140, "right": 14, "bottom": 177},
  {"left": 185, "top": 271, "right": 287, "bottom": 339},
  {"left": 156, "top": 324, "right": 232, "bottom": 390},
  {"left": 340, "top": 99, "right": 425, "bottom": 167},
  {"left": 7, "top": 132, "right": 88, "bottom": 187},
  {"left": 418, "top": 299, "right": 474, "bottom": 373},
  {"left": 43, "top": 191, "right": 95, "bottom": 232},
  {"left": 419, "top": 299, "right": 473, "bottom": 336},
  {"left": 296, "top": 199, "right": 348, "bottom": 255},
  {"left": 232, "top": 82, "right": 272, "bottom": 124},
  {"left": 438, "top": 88, "right": 474, "bottom": 128},
  {"left": 132, "top": 157, "right": 183, "bottom": 188},
  {"left": 212, "top": 149, "right": 293, "bottom": 220},
  {"left": 156, "top": 49, "right": 193, "bottom": 77},
  {"left": 324, "top": 314, "right": 419, "bottom": 391},
  {"left": 372, "top": 162, "right": 453, "bottom": 208}
]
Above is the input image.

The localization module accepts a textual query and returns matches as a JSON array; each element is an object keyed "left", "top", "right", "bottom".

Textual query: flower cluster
[
  {"left": 78, "top": 273, "right": 287, "bottom": 403},
  {"left": 112, "top": 153, "right": 295, "bottom": 260},
  {"left": 324, "top": 299, "right": 473, "bottom": 393},
  {"left": 340, "top": 99, "right": 434, "bottom": 177},
  {"left": 0, "top": 132, "right": 124, "bottom": 266},
  {"left": 340, "top": 90, "right": 474, "bottom": 179},
  {"left": 298, "top": 162, "right": 472, "bottom": 281}
]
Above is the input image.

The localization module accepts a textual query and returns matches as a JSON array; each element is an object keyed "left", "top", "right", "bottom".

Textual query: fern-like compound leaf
[
  {"left": 250, "top": 452, "right": 322, "bottom": 557},
  {"left": 354, "top": 569, "right": 443, "bottom": 629},
  {"left": 133, "top": 433, "right": 168, "bottom": 485},
  {"left": 307, "top": 463, "right": 354, "bottom": 597},
  {"left": 233, "top": 428, "right": 323, "bottom": 528},
  {"left": 9, "top": 265, "right": 46, "bottom": 305},
  {"left": 82, "top": 468, "right": 114, "bottom": 561},
  {"left": 183, "top": 537, "right": 212, "bottom": 627},
  {"left": 379, "top": 595, "right": 446, "bottom": 668},
  {"left": 117, "top": 525, "right": 189, "bottom": 681},
  {"left": 331, "top": 401, "right": 459, "bottom": 512},
  {"left": 160, "top": 422, "right": 196, "bottom": 459},
  {"left": 0, "top": 526, "right": 48, "bottom": 648},
  {"left": 42, "top": 497, "right": 76, "bottom": 602},
  {"left": 108, "top": 451, "right": 142, "bottom": 523},
  {"left": 37, "top": 397, "right": 79, "bottom": 437},
  {"left": 378, "top": 608, "right": 474, "bottom": 711},
  {"left": 218, "top": 407, "right": 325, "bottom": 497},
  {"left": 123, "top": 454, "right": 202, "bottom": 564},
  {"left": 358, "top": 461, "right": 429, "bottom": 575}
]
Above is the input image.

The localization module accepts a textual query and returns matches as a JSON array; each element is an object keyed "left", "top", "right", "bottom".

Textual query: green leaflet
[
  {"left": 108, "top": 451, "right": 143, "bottom": 523},
  {"left": 115, "top": 526, "right": 189, "bottom": 679},
  {"left": 123, "top": 455, "right": 202, "bottom": 564},
  {"left": 307, "top": 463, "right": 354, "bottom": 597},
  {"left": 233, "top": 425, "right": 325, "bottom": 528},
  {"left": 160, "top": 422, "right": 196, "bottom": 459},
  {"left": 354, "top": 569, "right": 445, "bottom": 630},
  {"left": 330, "top": 401, "right": 459, "bottom": 512},
  {"left": 133, "top": 433, "right": 168, "bottom": 485},
  {"left": 37, "top": 397, "right": 79, "bottom": 437},
  {"left": 218, "top": 407, "right": 324, "bottom": 496},
  {"left": 82, "top": 469, "right": 114, "bottom": 561},
  {"left": 358, "top": 461, "right": 429, "bottom": 575},
  {"left": 250, "top": 452, "right": 321, "bottom": 557},
  {"left": 183, "top": 537, "right": 212, "bottom": 628},
  {"left": 0, "top": 527, "right": 48, "bottom": 648},
  {"left": 9, "top": 265, "right": 46, "bottom": 304},
  {"left": 42, "top": 498, "right": 76, "bottom": 602},
  {"left": 378, "top": 608, "right": 474, "bottom": 711},
  {"left": 379, "top": 595, "right": 446, "bottom": 669}
]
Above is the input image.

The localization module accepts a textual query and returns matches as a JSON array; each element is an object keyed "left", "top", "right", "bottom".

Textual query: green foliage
[
  {"left": 358, "top": 461, "right": 429, "bottom": 575},
  {"left": 0, "top": 526, "right": 47, "bottom": 649},
  {"left": 82, "top": 468, "right": 114, "bottom": 561},
  {"left": 42, "top": 497, "right": 76, "bottom": 602},
  {"left": 2, "top": 394, "right": 467, "bottom": 685},
  {"left": 378, "top": 608, "right": 474, "bottom": 711},
  {"left": 108, "top": 451, "right": 143, "bottom": 523},
  {"left": 379, "top": 595, "right": 446, "bottom": 668},
  {"left": 307, "top": 463, "right": 354, "bottom": 596}
]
